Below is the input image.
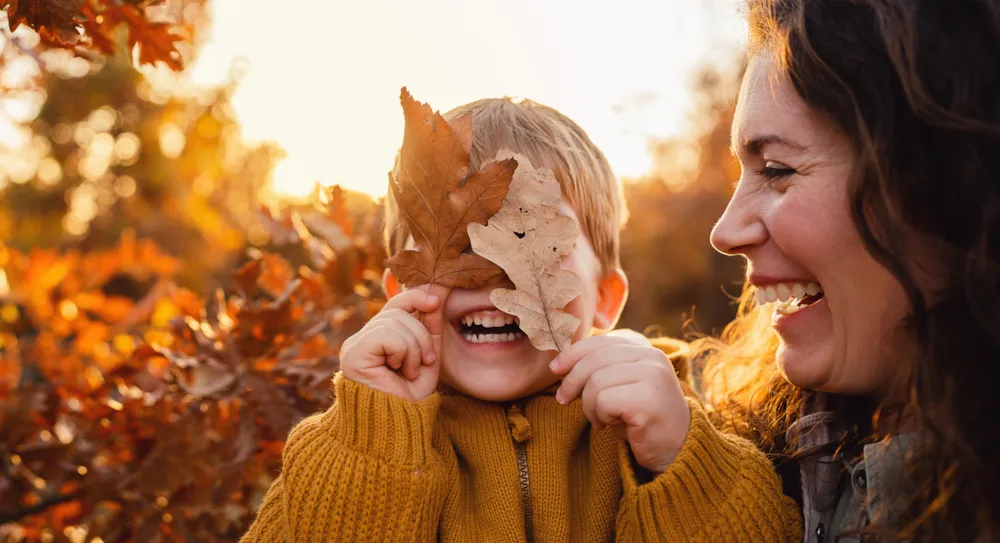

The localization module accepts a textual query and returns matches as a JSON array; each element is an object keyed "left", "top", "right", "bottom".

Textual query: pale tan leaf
[{"left": 467, "top": 152, "right": 582, "bottom": 351}]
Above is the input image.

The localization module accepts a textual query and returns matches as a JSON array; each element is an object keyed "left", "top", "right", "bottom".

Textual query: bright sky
[{"left": 190, "top": 0, "right": 746, "bottom": 199}]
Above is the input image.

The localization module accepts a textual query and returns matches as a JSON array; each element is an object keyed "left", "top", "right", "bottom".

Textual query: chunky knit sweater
[{"left": 241, "top": 341, "right": 801, "bottom": 542}]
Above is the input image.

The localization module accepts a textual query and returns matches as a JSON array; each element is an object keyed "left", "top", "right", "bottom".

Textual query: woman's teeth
[
  {"left": 460, "top": 310, "right": 523, "bottom": 344},
  {"left": 754, "top": 281, "right": 823, "bottom": 315}
]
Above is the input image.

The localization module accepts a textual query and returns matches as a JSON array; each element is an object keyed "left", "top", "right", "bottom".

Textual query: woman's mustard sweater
[{"left": 240, "top": 340, "right": 801, "bottom": 542}]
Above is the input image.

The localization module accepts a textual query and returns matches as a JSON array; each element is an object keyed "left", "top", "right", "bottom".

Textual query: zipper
[{"left": 506, "top": 404, "right": 533, "bottom": 543}]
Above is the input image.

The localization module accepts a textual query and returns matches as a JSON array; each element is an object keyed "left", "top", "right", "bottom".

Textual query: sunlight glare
[
  {"left": 271, "top": 156, "right": 320, "bottom": 200},
  {"left": 191, "top": 0, "right": 746, "bottom": 200}
]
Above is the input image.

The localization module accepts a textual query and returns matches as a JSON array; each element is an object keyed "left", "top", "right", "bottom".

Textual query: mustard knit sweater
[{"left": 241, "top": 342, "right": 801, "bottom": 542}]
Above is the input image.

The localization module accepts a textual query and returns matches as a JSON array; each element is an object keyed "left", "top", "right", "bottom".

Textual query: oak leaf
[
  {"left": 385, "top": 87, "right": 517, "bottom": 288},
  {"left": 468, "top": 152, "right": 582, "bottom": 351}
]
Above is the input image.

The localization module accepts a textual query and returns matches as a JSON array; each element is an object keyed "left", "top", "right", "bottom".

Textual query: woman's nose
[{"left": 710, "top": 184, "right": 768, "bottom": 256}]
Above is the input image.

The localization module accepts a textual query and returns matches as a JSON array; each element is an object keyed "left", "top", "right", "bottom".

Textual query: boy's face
[{"left": 387, "top": 199, "right": 628, "bottom": 402}]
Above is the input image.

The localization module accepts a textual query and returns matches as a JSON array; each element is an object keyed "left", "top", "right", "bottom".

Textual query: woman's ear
[
  {"left": 382, "top": 268, "right": 402, "bottom": 298},
  {"left": 592, "top": 268, "right": 629, "bottom": 331}
]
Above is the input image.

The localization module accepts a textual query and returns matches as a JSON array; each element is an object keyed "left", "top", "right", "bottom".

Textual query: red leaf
[
  {"left": 232, "top": 259, "right": 261, "bottom": 299},
  {"left": 118, "top": 4, "right": 184, "bottom": 70},
  {"left": 1, "top": 0, "right": 83, "bottom": 45}
]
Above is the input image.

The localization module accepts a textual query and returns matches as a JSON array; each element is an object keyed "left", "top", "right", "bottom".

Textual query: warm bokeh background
[{"left": 0, "top": 1, "right": 747, "bottom": 540}]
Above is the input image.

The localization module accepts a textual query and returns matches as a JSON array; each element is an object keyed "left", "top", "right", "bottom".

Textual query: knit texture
[{"left": 240, "top": 339, "right": 802, "bottom": 542}]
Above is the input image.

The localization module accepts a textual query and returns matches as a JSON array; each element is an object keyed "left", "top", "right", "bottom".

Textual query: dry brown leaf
[
  {"left": 468, "top": 152, "right": 582, "bottom": 351},
  {"left": 385, "top": 88, "right": 517, "bottom": 288}
]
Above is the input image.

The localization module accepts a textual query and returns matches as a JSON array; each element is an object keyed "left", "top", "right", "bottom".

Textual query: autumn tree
[{"left": 0, "top": 3, "right": 387, "bottom": 541}]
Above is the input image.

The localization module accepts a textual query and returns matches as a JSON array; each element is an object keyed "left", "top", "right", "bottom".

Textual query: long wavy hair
[{"left": 696, "top": 1, "right": 1000, "bottom": 540}]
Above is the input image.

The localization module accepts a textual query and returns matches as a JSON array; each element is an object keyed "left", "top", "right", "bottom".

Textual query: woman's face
[{"left": 711, "top": 53, "right": 912, "bottom": 397}]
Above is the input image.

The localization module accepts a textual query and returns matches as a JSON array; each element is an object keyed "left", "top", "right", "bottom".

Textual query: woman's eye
[{"left": 755, "top": 161, "right": 796, "bottom": 185}]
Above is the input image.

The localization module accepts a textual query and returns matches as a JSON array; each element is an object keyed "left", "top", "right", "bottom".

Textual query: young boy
[{"left": 241, "top": 98, "right": 797, "bottom": 542}]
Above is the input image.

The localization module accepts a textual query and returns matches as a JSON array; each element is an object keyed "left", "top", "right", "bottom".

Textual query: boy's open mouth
[{"left": 456, "top": 309, "right": 525, "bottom": 344}]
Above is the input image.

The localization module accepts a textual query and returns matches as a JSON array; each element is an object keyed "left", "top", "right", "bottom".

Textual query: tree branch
[{"left": 0, "top": 490, "right": 82, "bottom": 525}]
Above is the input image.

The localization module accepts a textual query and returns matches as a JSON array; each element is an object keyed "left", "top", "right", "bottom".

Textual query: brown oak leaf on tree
[
  {"left": 385, "top": 87, "right": 517, "bottom": 289},
  {"left": 468, "top": 152, "right": 583, "bottom": 351}
]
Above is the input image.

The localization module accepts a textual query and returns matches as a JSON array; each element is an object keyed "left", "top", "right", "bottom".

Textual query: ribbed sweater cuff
[
  {"left": 618, "top": 398, "right": 800, "bottom": 541},
  {"left": 623, "top": 397, "right": 745, "bottom": 507},
  {"left": 327, "top": 373, "right": 441, "bottom": 466}
]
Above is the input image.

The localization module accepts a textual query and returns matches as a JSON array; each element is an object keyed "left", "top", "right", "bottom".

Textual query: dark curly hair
[{"left": 697, "top": 1, "right": 1000, "bottom": 541}]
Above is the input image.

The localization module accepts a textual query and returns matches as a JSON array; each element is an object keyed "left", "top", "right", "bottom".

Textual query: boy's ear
[
  {"left": 592, "top": 268, "right": 629, "bottom": 331},
  {"left": 382, "top": 268, "right": 403, "bottom": 298}
]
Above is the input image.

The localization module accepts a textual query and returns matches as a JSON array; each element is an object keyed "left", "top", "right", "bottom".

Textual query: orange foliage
[
  {"left": 0, "top": 193, "right": 386, "bottom": 541},
  {"left": 2, "top": 0, "right": 187, "bottom": 69}
]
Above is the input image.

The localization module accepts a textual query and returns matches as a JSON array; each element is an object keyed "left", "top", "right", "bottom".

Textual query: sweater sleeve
[
  {"left": 615, "top": 398, "right": 802, "bottom": 542},
  {"left": 240, "top": 373, "right": 453, "bottom": 542}
]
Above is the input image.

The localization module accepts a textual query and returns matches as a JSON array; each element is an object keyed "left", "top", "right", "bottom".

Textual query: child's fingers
[
  {"left": 382, "top": 288, "right": 441, "bottom": 315},
  {"left": 391, "top": 312, "right": 436, "bottom": 364},
  {"left": 369, "top": 308, "right": 436, "bottom": 366},
  {"left": 580, "top": 363, "right": 643, "bottom": 428},
  {"left": 549, "top": 330, "right": 649, "bottom": 375},
  {"left": 399, "top": 328, "right": 424, "bottom": 381},
  {"left": 357, "top": 325, "right": 408, "bottom": 370},
  {"left": 555, "top": 344, "right": 649, "bottom": 404},
  {"left": 381, "top": 320, "right": 421, "bottom": 379},
  {"left": 592, "top": 383, "right": 644, "bottom": 432}
]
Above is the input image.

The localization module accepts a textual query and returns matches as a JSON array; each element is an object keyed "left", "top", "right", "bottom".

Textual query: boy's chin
[{"left": 441, "top": 369, "right": 559, "bottom": 403}]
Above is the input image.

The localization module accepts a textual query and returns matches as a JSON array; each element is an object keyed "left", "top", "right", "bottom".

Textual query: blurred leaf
[
  {"left": 1, "top": 0, "right": 84, "bottom": 44},
  {"left": 118, "top": 4, "right": 184, "bottom": 69}
]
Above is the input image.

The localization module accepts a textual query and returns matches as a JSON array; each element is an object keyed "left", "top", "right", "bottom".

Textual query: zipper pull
[{"left": 506, "top": 404, "right": 532, "bottom": 443}]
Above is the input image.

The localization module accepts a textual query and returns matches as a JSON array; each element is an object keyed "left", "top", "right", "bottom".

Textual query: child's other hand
[
  {"left": 549, "top": 330, "right": 691, "bottom": 475},
  {"left": 340, "top": 285, "right": 448, "bottom": 402}
]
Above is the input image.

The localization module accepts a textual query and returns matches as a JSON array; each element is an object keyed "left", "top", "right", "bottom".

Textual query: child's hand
[
  {"left": 340, "top": 286, "right": 448, "bottom": 402},
  {"left": 549, "top": 330, "right": 691, "bottom": 475}
]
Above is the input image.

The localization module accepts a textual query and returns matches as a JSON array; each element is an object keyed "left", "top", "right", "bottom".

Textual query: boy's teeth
[
  {"left": 461, "top": 331, "right": 524, "bottom": 344},
  {"left": 461, "top": 310, "right": 518, "bottom": 329},
  {"left": 806, "top": 282, "right": 821, "bottom": 296}
]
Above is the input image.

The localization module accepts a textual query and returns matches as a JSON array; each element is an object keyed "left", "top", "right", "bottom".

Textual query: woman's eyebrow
[{"left": 730, "top": 133, "right": 807, "bottom": 157}]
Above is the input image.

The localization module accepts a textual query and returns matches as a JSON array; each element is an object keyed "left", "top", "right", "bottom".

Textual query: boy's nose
[{"left": 710, "top": 186, "right": 768, "bottom": 256}]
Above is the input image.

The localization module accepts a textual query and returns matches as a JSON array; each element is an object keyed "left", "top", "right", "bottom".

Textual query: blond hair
[{"left": 384, "top": 97, "right": 627, "bottom": 273}]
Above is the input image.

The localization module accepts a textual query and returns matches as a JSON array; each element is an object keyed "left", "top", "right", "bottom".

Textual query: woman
[{"left": 700, "top": 0, "right": 1000, "bottom": 541}]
